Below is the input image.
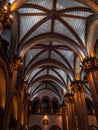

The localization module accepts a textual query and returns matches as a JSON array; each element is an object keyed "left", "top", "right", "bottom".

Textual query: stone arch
[
  {"left": 18, "top": 33, "right": 85, "bottom": 61},
  {"left": 27, "top": 75, "right": 65, "bottom": 93},
  {"left": 29, "top": 125, "right": 42, "bottom": 130},
  {"left": 50, "top": 125, "right": 61, "bottom": 130},
  {"left": 25, "top": 59, "right": 74, "bottom": 81}
]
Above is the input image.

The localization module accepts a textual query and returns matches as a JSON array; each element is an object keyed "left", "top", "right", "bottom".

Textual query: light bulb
[{"left": 3, "top": 5, "right": 8, "bottom": 12}]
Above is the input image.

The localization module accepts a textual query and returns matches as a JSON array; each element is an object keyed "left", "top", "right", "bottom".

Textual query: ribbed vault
[{"left": 9, "top": 0, "right": 97, "bottom": 103}]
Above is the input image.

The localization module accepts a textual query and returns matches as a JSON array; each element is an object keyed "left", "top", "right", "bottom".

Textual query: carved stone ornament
[
  {"left": 11, "top": 56, "right": 23, "bottom": 71},
  {"left": 64, "top": 93, "right": 74, "bottom": 103},
  {"left": 82, "top": 57, "right": 98, "bottom": 73},
  {"left": 71, "top": 80, "right": 84, "bottom": 92}
]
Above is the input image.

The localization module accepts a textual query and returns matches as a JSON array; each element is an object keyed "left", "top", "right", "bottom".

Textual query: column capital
[
  {"left": 11, "top": 56, "right": 23, "bottom": 71},
  {"left": 0, "top": 2, "right": 13, "bottom": 27},
  {"left": 64, "top": 93, "right": 74, "bottom": 103},
  {"left": 82, "top": 57, "right": 98, "bottom": 73},
  {"left": 71, "top": 80, "right": 84, "bottom": 92}
]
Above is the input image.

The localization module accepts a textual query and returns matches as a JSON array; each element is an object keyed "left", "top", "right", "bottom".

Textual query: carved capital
[
  {"left": 71, "top": 80, "right": 84, "bottom": 92},
  {"left": 0, "top": 2, "right": 13, "bottom": 27},
  {"left": 64, "top": 93, "right": 74, "bottom": 103},
  {"left": 82, "top": 57, "right": 98, "bottom": 73},
  {"left": 11, "top": 56, "right": 23, "bottom": 71}
]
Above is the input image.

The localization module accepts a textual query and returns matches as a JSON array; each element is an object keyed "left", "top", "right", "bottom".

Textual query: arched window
[
  {"left": 52, "top": 98, "right": 59, "bottom": 113},
  {"left": 41, "top": 96, "right": 50, "bottom": 113},
  {"left": 29, "top": 125, "right": 42, "bottom": 130},
  {"left": 32, "top": 98, "right": 40, "bottom": 113},
  {"left": 50, "top": 125, "right": 61, "bottom": 130}
]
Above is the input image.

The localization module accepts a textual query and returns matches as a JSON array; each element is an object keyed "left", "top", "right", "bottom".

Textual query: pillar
[
  {"left": 23, "top": 94, "right": 30, "bottom": 130},
  {"left": 71, "top": 80, "right": 89, "bottom": 130},
  {"left": 62, "top": 104, "right": 67, "bottom": 130},
  {"left": 16, "top": 81, "right": 27, "bottom": 130},
  {"left": 0, "top": 23, "right": 3, "bottom": 35},
  {"left": 64, "top": 93, "right": 77, "bottom": 130},
  {"left": 2, "top": 56, "right": 23, "bottom": 130},
  {"left": 82, "top": 57, "right": 98, "bottom": 123}
]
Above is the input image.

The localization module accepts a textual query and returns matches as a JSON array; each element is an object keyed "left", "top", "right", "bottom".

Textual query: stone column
[
  {"left": 82, "top": 57, "right": 98, "bottom": 123},
  {"left": 16, "top": 81, "right": 27, "bottom": 130},
  {"left": 64, "top": 93, "right": 77, "bottom": 130},
  {"left": 71, "top": 80, "right": 89, "bottom": 130},
  {"left": 23, "top": 94, "right": 30, "bottom": 130},
  {"left": 2, "top": 56, "right": 23, "bottom": 130},
  {"left": 62, "top": 104, "right": 67, "bottom": 130},
  {"left": 0, "top": 23, "right": 3, "bottom": 35}
]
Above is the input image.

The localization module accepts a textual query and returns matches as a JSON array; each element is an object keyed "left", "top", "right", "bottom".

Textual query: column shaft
[
  {"left": 82, "top": 57, "right": 98, "bottom": 123},
  {"left": 74, "top": 91, "right": 82, "bottom": 130},
  {"left": 2, "top": 57, "right": 22, "bottom": 130},
  {"left": 87, "top": 71, "right": 98, "bottom": 122},
  {"left": 72, "top": 81, "right": 89, "bottom": 130},
  {"left": 16, "top": 88, "right": 25, "bottom": 130},
  {"left": 65, "top": 94, "right": 77, "bottom": 130},
  {"left": 2, "top": 70, "right": 18, "bottom": 130},
  {"left": 71, "top": 102, "right": 77, "bottom": 130},
  {"left": 62, "top": 107, "right": 67, "bottom": 130},
  {"left": 23, "top": 95, "right": 30, "bottom": 130}
]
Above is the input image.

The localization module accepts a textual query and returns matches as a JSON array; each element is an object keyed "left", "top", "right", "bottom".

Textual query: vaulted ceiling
[{"left": 8, "top": 0, "right": 98, "bottom": 103}]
